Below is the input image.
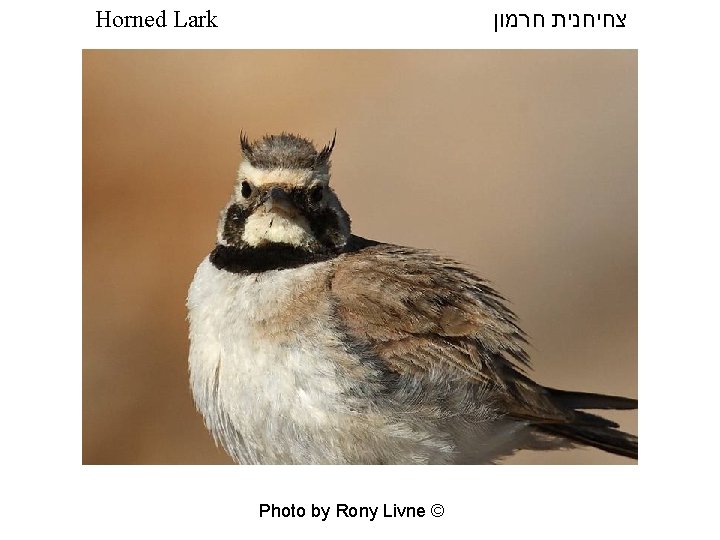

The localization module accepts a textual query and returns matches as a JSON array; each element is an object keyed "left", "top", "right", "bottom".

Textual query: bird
[{"left": 187, "top": 132, "right": 638, "bottom": 464}]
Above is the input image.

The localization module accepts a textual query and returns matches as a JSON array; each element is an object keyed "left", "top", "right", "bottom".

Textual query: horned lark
[{"left": 187, "top": 133, "right": 638, "bottom": 464}]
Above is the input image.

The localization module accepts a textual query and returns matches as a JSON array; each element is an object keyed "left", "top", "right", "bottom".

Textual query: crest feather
[
  {"left": 239, "top": 131, "right": 336, "bottom": 172},
  {"left": 315, "top": 130, "right": 337, "bottom": 167}
]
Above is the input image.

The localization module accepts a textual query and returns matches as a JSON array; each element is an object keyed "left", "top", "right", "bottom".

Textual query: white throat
[{"left": 241, "top": 211, "right": 314, "bottom": 247}]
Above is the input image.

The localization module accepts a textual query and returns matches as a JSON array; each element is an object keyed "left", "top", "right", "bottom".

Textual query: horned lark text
[{"left": 95, "top": 10, "right": 218, "bottom": 28}]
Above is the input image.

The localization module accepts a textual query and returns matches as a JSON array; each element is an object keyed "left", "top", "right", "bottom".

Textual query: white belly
[{"left": 187, "top": 257, "right": 357, "bottom": 463}]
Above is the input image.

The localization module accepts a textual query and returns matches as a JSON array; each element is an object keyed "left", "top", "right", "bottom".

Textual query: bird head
[{"left": 218, "top": 132, "right": 351, "bottom": 255}]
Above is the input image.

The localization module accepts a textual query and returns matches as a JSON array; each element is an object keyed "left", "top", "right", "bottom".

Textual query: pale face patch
[
  {"left": 241, "top": 210, "right": 315, "bottom": 248},
  {"left": 236, "top": 160, "right": 326, "bottom": 198}
]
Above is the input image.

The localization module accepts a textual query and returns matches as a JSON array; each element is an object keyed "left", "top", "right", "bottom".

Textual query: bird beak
[{"left": 263, "top": 187, "right": 296, "bottom": 215}]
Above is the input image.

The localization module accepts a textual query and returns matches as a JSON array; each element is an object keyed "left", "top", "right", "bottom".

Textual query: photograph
[{"left": 83, "top": 49, "right": 637, "bottom": 465}]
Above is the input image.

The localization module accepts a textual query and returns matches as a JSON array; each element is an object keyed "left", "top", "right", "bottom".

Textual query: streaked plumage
[{"left": 187, "top": 132, "right": 638, "bottom": 464}]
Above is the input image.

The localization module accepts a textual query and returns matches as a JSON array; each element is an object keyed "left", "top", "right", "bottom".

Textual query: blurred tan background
[{"left": 83, "top": 50, "right": 637, "bottom": 464}]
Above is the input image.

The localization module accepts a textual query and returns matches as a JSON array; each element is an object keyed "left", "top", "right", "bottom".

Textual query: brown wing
[{"left": 330, "top": 240, "right": 571, "bottom": 423}]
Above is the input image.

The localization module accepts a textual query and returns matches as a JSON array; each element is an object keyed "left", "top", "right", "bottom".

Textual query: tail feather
[
  {"left": 546, "top": 387, "right": 638, "bottom": 410},
  {"left": 537, "top": 386, "right": 638, "bottom": 459},
  {"left": 537, "top": 423, "right": 638, "bottom": 459}
]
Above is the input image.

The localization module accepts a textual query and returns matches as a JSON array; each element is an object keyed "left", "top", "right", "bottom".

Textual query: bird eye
[
  {"left": 310, "top": 184, "right": 324, "bottom": 203},
  {"left": 240, "top": 181, "right": 252, "bottom": 198}
]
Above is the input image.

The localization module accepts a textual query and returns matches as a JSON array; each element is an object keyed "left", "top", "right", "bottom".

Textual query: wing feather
[{"left": 331, "top": 240, "right": 568, "bottom": 422}]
